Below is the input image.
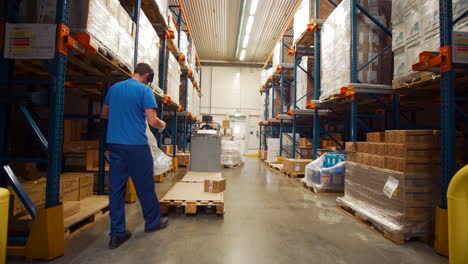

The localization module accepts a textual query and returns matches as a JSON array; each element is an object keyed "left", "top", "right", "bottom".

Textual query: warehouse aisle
[{"left": 9, "top": 158, "right": 446, "bottom": 264}]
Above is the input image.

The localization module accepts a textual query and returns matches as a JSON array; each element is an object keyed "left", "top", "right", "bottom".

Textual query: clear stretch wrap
[
  {"left": 293, "top": 0, "right": 339, "bottom": 44},
  {"left": 272, "top": 42, "right": 294, "bottom": 72},
  {"left": 193, "top": 90, "right": 200, "bottom": 119},
  {"left": 392, "top": 0, "right": 468, "bottom": 86},
  {"left": 156, "top": 0, "right": 169, "bottom": 23},
  {"left": 267, "top": 138, "right": 280, "bottom": 162},
  {"left": 179, "top": 31, "right": 190, "bottom": 56},
  {"left": 293, "top": 0, "right": 310, "bottom": 44},
  {"left": 146, "top": 124, "right": 172, "bottom": 175},
  {"left": 337, "top": 161, "right": 436, "bottom": 236},
  {"left": 320, "top": 0, "right": 392, "bottom": 100},
  {"left": 221, "top": 140, "right": 244, "bottom": 167},
  {"left": 167, "top": 53, "right": 181, "bottom": 105},
  {"left": 186, "top": 80, "right": 193, "bottom": 112},
  {"left": 303, "top": 155, "right": 345, "bottom": 192},
  {"left": 69, "top": 0, "right": 131, "bottom": 67},
  {"left": 138, "top": 11, "right": 160, "bottom": 86},
  {"left": 188, "top": 39, "right": 197, "bottom": 71},
  {"left": 295, "top": 57, "right": 314, "bottom": 109},
  {"left": 168, "top": 14, "right": 179, "bottom": 52}
]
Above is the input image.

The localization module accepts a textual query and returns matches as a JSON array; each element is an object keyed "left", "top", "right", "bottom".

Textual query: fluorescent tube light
[
  {"left": 246, "top": 16, "right": 254, "bottom": 34},
  {"left": 250, "top": 0, "right": 258, "bottom": 15},
  {"left": 242, "top": 35, "right": 250, "bottom": 49},
  {"left": 240, "top": 49, "right": 246, "bottom": 60}
]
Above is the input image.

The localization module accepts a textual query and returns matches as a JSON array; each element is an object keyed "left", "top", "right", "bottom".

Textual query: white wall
[{"left": 200, "top": 65, "right": 263, "bottom": 151}]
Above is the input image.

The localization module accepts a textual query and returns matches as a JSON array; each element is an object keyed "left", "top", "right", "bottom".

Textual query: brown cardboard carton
[
  {"left": 222, "top": 120, "right": 230, "bottom": 129},
  {"left": 162, "top": 145, "right": 178, "bottom": 155},
  {"left": 345, "top": 142, "right": 357, "bottom": 152},
  {"left": 367, "top": 132, "right": 385, "bottom": 142},
  {"left": 177, "top": 153, "right": 190, "bottom": 166},
  {"left": 355, "top": 142, "right": 369, "bottom": 153},
  {"left": 78, "top": 173, "right": 94, "bottom": 200},
  {"left": 61, "top": 174, "right": 80, "bottom": 201},
  {"left": 63, "top": 119, "right": 82, "bottom": 142},
  {"left": 204, "top": 179, "right": 226, "bottom": 193},
  {"left": 283, "top": 159, "right": 313, "bottom": 174},
  {"left": 8, "top": 179, "right": 46, "bottom": 216}
]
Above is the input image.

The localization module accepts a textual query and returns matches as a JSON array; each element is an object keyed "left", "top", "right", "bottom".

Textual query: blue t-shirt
[{"left": 103, "top": 79, "right": 157, "bottom": 145}]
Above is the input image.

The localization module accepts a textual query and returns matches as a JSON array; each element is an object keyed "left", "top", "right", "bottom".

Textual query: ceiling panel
[{"left": 171, "top": 0, "right": 300, "bottom": 63}]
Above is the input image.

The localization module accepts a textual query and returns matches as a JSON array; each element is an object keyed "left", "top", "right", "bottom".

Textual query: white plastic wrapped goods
[
  {"left": 146, "top": 125, "right": 172, "bottom": 175},
  {"left": 179, "top": 31, "right": 190, "bottom": 56},
  {"left": 302, "top": 155, "right": 345, "bottom": 192},
  {"left": 296, "top": 57, "right": 314, "bottom": 109},
  {"left": 167, "top": 53, "right": 181, "bottom": 105},
  {"left": 293, "top": 0, "right": 310, "bottom": 45},
  {"left": 193, "top": 89, "right": 201, "bottom": 119},
  {"left": 168, "top": 14, "right": 179, "bottom": 52},
  {"left": 186, "top": 81, "right": 194, "bottom": 112},
  {"left": 267, "top": 138, "right": 280, "bottom": 162},
  {"left": 320, "top": 0, "right": 392, "bottom": 100},
  {"left": 337, "top": 161, "right": 436, "bottom": 236},
  {"left": 392, "top": 0, "right": 468, "bottom": 86},
  {"left": 272, "top": 42, "right": 295, "bottom": 72},
  {"left": 138, "top": 11, "right": 160, "bottom": 86},
  {"left": 221, "top": 140, "right": 243, "bottom": 167},
  {"left": 188, "top": 40, "right": 197, "bottom": 70}
]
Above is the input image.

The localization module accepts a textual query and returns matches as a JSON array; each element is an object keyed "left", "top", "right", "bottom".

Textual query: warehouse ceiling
[{"left": 169, "top": 0, "right": 300, "bottom": 64}]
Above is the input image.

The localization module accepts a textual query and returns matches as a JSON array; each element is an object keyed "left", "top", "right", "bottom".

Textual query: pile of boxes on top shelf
[
  {"left": 392, "top": 0, "right": 468, "bottom": 87},
  {"left": 339, "top": 130, "right": 463, "bottom": 242}
]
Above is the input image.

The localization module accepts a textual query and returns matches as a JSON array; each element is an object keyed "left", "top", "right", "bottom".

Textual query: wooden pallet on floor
[
  {"left": 336, "top": 198, "right": 432, "bottom": 245},
  {"left": 269, "top": 163, "right": 283, "bottom": 172},
  {"left": 160, "top": 182, "right": 224, "bottom": 215},
  {"left": 283, "top": 171, "right": 304, "bottom": 178},
  {"left": 63, "top": 195, "right": 109, "bottom": 239},
  {"left": 302, "top": 182, "right": 343, "bottom": 194}
]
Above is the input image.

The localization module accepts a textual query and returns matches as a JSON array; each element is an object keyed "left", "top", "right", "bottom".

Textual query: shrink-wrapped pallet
[
  {"left": 221, "top": 140, "right": 243, "bottom": 167},
  {"left": 167, "top": 53, "right": 181, "bottom": 105},
  {"left": 392, "top": 0, "right": 468, "bottom": 86},
  {"left": 138, "top": 11, "right": 160, "bottom": 85},
  {"left": 293, "top": 0, "right": 338, "bottom": 44},
  {"left": 266, "top": 138, "right": 280, "bottom": 162},
  {"left": 303, "top": 154, "right": 345, "bottom": 192},
  {"left": 337, "top": 161, "right": 437, "bottom": 237},
  {"left": 320, "top": 0, "right": 392, "bottom": 100},
  {"left": 168, "top": 14, "right": 179, "bottom": 52},
  {"left": 295, "top": 57, "right": 314, "bottom": 109},
  {"left": 271, "top": 42, "right": 295, "bottom": 72}
]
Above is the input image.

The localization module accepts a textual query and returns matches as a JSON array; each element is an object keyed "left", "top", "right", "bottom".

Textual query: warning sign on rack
[
  {"left": 4, "top": 23, "right": 56, "bottom": 59},
  {"left": 453, "top": 31, "right": 468, "bottom": 64}
]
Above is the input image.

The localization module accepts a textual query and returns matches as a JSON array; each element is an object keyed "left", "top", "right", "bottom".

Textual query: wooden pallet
[
  {"left": 336, "top": 199, "right": 432, "bottom": 245},
  {"left": 302, "top": 182, "right": 343, "bottom": 194},
  {"left": 160, "top": 182, "right": 224, "bottom": 216},
  {"left": 283, "top": 171, "right": 304, "bottom": 178},
  {"left": 63, "top": 195, "right": 110, "bottom": 239},
  {"left": 269, "top": 163, "right": 283, "bottom": 172}
]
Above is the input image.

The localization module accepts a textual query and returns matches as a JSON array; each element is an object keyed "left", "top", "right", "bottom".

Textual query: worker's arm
[
  {"left": 100, "top": 105, "right": 110, "bottom": 119},
  {"left": 145, "top": 108, "right": 166, "bottom": 129}
]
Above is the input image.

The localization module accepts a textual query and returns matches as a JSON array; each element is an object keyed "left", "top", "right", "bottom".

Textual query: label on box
[
  {"left": 295, "top": 164, "right": 300, "bottom": 171},
  {"left": 333, "top": 175, "right": 343, "bottom": 185},
  {"left": 453, "top": 31, "right": 468, "bottom": 64},
  {"left": 383, "top": 176, "right": 399, "bottom": 199},
  {"left": 4, "top": 23, "right": 56, "bottom": 59},
  {"left": 320, "top": 174, "right": 331, "bottom": 185}
]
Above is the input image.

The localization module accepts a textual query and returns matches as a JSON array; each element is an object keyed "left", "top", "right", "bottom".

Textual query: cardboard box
[
  {"left": 299, "top": 148, "right": 313, "bottom": 159},
  {"left": 355, "top": 142, "right": 369, "bottom": 153},
  {"left": 222, "top": 120, "right": 230, "bottom": 129},
  {"left": 345, "top": 142, "right": 357, "bottom": 152},
  {"left": 299, "top": 138, "right": 313, "bottom": 147},
  {"left": 78, "top": 173, "right": 94, "bottom": 200},
  {"left": 204, "top": 179, "right": 226, "bottom": 193},
  {"left": 347, "top": 152, "right": 356, "bottom": 162},
  {"left": 8, "top": 179, "right": 46, "bottom": 216},
  {"left": 177, "top": 153, "right": 190, "bottom": 166},
  {"left": 63, "top": 119, "right": 82, "bottom": 142},
  {"left": 384, "top": 157, "right": 434, "bottom": 172},
  {"left": 368, "top": 143, "right": 386, "bottom": 156},
  {"left": 367, "top": 132, "right": 385, "bottom": 142},
  {"left": 283, "top": 159, "right": 313, "bottom": 174},
  {"left": 61, "top": 174, "right": 80, "bottom": 201},
  {"left": 162, "top": 145, "right": 178, "bottom": 155}
]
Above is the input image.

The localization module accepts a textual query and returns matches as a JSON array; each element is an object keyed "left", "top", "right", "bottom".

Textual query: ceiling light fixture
[
  {"left": 250, "top": 0, "right": 258, "bottom": 15},
  {"left": 240, "top": 49, "right": 246, "bottom": 61},
  {"left": 242, "top": 35, "right": 250, "bottom": 49},
  {"left": 245, "top": 16, "right": 254, "bottom": 34}
]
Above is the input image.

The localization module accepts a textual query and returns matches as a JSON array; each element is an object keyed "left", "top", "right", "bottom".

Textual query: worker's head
[{"left": 133, "top": 63, "right": 154, "bottom": 85}]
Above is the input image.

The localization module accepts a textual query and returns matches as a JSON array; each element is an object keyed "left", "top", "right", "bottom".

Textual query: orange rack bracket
[
  {"left": 165, "top": 30, "right": 175, "bottom": 40},
  {"left": 57, "top": 24, "right": 96, "bottom": 55},
  {"left": 412, "top": 45, "right": 452, "bottom": 73},
  {"left": 307, "top": 24, "right": 318, "bottom": 33},
  {"left": 162, "top": 96, "right": 172, "bottom": 105}
]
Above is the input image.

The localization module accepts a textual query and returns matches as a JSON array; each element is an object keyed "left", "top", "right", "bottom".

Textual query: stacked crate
[
  {"left": 283, "top": 159, "right": 313, "bottom": 176},
  {"left": 341, "top": 130, "right": 462, "bottom": 242}
]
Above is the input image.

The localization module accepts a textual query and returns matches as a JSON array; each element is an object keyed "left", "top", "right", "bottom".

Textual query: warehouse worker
[{"left": 100, "top": 63, "right": 169, "bottom": 249}]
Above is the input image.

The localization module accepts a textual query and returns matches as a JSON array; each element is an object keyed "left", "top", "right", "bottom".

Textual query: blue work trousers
[{"left": 108, "top": 144, "right": 161, "bottom": 237}]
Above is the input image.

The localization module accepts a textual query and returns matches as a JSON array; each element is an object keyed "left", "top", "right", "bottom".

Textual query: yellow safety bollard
[
  {"left": 0, "top": 188, "right": 9, "bottom": 264},
  {"left": 448, "top": 165, "right": 468, "bottom": 264}
]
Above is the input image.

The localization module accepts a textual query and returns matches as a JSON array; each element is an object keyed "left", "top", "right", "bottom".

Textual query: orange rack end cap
[
  {"left": 288, "top": 49, "right": 295, "bottom": 56},
  {"left": 276, "top": 65, "right": 282, "bottom": 72},
  {"left": 177, "top": 105, "right": 184, "bottom": 112},
  {"left": 268, "top": 119, "right": 272, "bottom": 123},
  {"left": 306, "top": 24, "right": 317, "bottom": 32},
  {"left": 287, "top": 110, "right": 294, "bottom": 116},
  {"left": 193, "top": 81, "right": 198, "bottom": 87},
  {"left": 163, "top": 96, "right": 172, "bottom": 104},
  {"left": 178, "top": 54, "right": 186, "bottom": 62},
  {"left": 275, "top": 114, "right": 281, "bottom": 120},
  {"left": 187, "top": 112, "right": 192, "bottom": 117},
  {"left": 165, "top": 30, "right": 175, "bottom": 39},
  {"left": 262, "top": 84, "right": 266, "bottom": 89},
  {"left": 268, "top": 76, "right": 273, "bottom": 81},
  {"left": 305, "top": 101, "right": 315, "bottom": 109},
  {"left": 188, "top": 70, "right": 193, "bottom": 77}
]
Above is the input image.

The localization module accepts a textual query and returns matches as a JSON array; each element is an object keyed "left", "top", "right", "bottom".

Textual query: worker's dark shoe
[
  {"left": 145, "top": 216, "right": 169, "bottom": 233},
  {"left": 109, "top": 232, "right": 132, "bottom": 249}
]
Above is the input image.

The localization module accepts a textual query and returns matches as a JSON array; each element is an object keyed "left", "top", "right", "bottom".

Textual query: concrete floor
[{"left": 8, "top": 158, "right": 447, "bottom": 264}]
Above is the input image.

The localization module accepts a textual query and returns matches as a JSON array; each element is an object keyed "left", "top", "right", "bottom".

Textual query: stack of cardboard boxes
[
  {"left": 283, "top": 159, "right": 313, "bottom": 175},
  {"left": 340, "top": 130, "right": 463, "bottom": 240}
]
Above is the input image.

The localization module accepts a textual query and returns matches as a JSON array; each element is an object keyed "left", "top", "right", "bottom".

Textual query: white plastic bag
[{"left": 146, "top": 125, "right": 172, "bottom": 175}]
